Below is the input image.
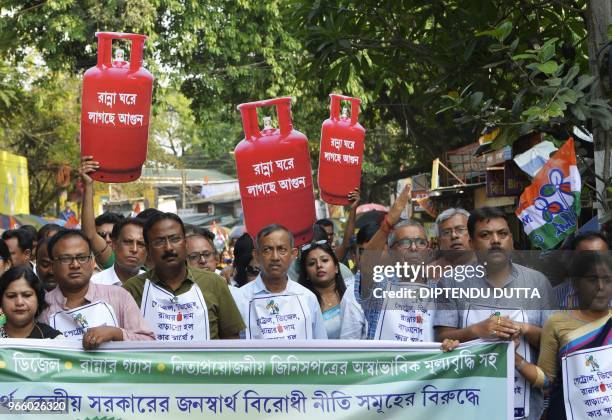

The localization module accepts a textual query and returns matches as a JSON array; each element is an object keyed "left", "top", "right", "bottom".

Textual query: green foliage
[
  {"left": 0, "top": 62, "right": 20, "bottom": 125},
  {"left": 148, "top": 88, "right": 196, "bottom": 165},
  {"left": 0, "top": 0, "right": 158, "bottom": 71},
  {"left": 438, "top": 22, "right": 612, "bottom": 149},
  {"left": 1, "top": 0, "right": 609, "bottom": 211},
  {"left": 0, "top": 58, "right": 80, "bottom": 214}
]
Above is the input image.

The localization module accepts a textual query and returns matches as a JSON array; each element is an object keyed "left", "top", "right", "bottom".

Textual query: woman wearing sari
[{"left": 516, "top": 251, "right": 612, "bottom": 419}]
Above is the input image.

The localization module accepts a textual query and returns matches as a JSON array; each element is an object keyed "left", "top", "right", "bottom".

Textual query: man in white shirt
[
  {"left": 92, "top": 218, "right": 146, "bottom": 286},
  {"left": 339, "top": 284, "right": 367, "bottom": 339},
  {"left": 233, "top": 224, "right": 327, "bottom": 340}
]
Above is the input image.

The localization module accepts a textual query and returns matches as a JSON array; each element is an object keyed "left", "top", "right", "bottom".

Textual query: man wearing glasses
[
  {"left": 123, "top": 212, "right": 244, "bottom": 341},
  {"left": 359, "top": 185, "right": 436, "bottom": 342},
  {"left": 427, "top": 208, "right": 476, "bottom": 280},
  {"left": 95, "top": 212, "right": 123, "bottom": 247},
  {"left": 40, "top": 229, "right": 154, "bottom": 348},
  {"left": 185, "top": 226, "right": 220, "bottom": 274},
  {"left": 91, "top": 218, "right": 147, "bottom": 286},
  {"left": 434, "top": 206, "right": 553, "bottom": 420}
]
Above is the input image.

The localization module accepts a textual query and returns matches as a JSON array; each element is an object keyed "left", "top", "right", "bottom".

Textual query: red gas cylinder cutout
[
  {"left": 235, "top": 97, "right": 316, "bottom": 246},
  {"left": 80, "top": 32, "right": 154, "bottom": 183},
  {"left": 317, "top": 94, "right": 365, "bottom": 205}
]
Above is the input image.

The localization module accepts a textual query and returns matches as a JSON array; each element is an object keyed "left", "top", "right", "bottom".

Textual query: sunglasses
[
  {"left": 246, "top": 265, "right": 260, "bottom": 276},
  {"left": 97, "top": 231, "right": 112, "bottom": 239},
  {"left": 300, "top": 239, "right": 328, "bottom": 252}
]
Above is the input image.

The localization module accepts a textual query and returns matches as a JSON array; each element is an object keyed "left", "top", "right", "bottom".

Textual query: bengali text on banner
[{"left": 0, "top": 340, "right": 513, "bottom": 419}]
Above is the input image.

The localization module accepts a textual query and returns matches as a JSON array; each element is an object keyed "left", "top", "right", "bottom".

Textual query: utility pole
[
  {"left": 181, "top": 167, "right": 187, "bottom": 209},
  {"left": 586, "top": 0, "right": 612, "bottom": 216}
]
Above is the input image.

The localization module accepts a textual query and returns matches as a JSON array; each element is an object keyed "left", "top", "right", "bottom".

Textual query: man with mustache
[
  {"left": 91, "top": 218, "right": 146, "bottom": 286},
  {"left": 123, "top": 212, "right": 244, "bottom": 341},
  {"left": 40, "top": 229, "right": 154, "bottom": 348},
  {"left": 232, "top": 224, "right": 327, "bottom": 340},
  {"left": 185, "top": 226, "right": 220, "bottom": 274},
  {"left": 434, "top": 206, "right": 553, "bottom": 420},
  {"left": 35, "top": 238, "right": 56, "bottom": 291},
  {"left": 427, "top": 208, "right": 476, "bottom": 280},
  {"left": 357, "top": 185, "right": 437, "bottom": 342},
  {"left": 1, "top": 229, "right": 34, "bottom": 268}
]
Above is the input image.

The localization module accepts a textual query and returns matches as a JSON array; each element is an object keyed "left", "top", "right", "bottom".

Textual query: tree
[
  {"left": 0, "top": 65, "right": 80, "bottom": 215},
  {"left": 288, "top": 0, "right": 610, "bottom": 201},
  {"left": 585, "top": 0, "right": 612, "bottom": 215},
  {"left": 148, "top": 87, "right": 196, "bottom": 165},
  {"left": 2, "top": 0, "right": 607, "bottom": 209},
  {"left": 0, "top": 0, "right": 158, "bottom": 72},
  {"left": 437, "top": 13, "right": 612, "bottom": 211}
]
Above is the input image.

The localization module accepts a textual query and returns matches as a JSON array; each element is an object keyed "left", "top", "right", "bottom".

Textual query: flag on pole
[{"left": 515, "top": 138, "right": 581, "bottom": 250}]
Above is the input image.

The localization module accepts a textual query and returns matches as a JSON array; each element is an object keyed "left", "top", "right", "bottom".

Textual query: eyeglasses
[
  {"left": 439, "top": 227, "right": 468, "bottom": 238},
  {"left": 300, "top": 240, "right": 328, "bottom": 252},
  {"left": 187, "top": 251, "right": 215, "bottom": 261},
  {"left": 150, "top": 234, "right": 184, "bottom": 248},
  {"left": 54, "top": 254, "right": 93, "bottom": 265},
  {"left": 246, "top": 265, "right": 260, "bottom": 276},
  {"left": 97, "top": 231, "right": 112, "bottom": 239},
  {"left": 391, "top": 238, "right": 428, "bottom": 249}
]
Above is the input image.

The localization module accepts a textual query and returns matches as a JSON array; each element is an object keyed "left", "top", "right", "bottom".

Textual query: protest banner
[
  {"left": 563, "top": 344, "right": 612, "bottom": 419},
  {"left": 0, "top": 340, "right": 513, "bottom": 419}
]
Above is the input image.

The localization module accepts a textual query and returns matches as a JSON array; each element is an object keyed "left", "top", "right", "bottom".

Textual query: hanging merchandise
[
  {"left": 80, "top": 32, "right": 153, "bottom": 183},
  {"left": 317, "top": 94, "right": 365, "bottom": 205},
  {"left": 235, "top": 97, "right": 316, "bottom": 246}
]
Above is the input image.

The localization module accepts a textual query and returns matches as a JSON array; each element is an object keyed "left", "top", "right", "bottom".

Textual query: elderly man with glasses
[
  {"left": 40, "top": 229, "right": 154, "bottom": 349},
  {"left": 426, "top": 208, "right": 476, "bottom": 281},
  {"left": 122, "top": 212, "right": 245, "bottom": 341},
  {"left": 357, "top": 185, "right": 438, "bottom": 342},
  {"left": 184, "top": 226, "right": 220, "bottom": 274}
]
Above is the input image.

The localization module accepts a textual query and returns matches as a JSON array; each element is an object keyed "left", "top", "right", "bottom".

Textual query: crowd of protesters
[{"left": 0, "top": 156, "right": 609, "bottom": 420}]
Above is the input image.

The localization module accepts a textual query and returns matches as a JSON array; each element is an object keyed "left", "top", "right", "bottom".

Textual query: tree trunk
[{"left": 586, "top": 0, "right": 612, "bottom": 215}]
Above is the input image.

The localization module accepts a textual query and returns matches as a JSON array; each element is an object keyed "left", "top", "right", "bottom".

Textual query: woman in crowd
[
  {"left": 299, "top": 241, "right": 346, "bottom": 339},
  {"left": 516, "top": 252, "right": 612, "bottom": 419},
  {"left": 0, "top": 239, "right": 11, "bottom": 275},
  {"left": 232, "top": 233, "right": 260, "bottom": 287},
  {"left": 0, "top": 266, "right": 62, "bottom": 339}
]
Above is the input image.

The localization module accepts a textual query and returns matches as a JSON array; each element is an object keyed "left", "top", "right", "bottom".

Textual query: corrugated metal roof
[
  {"left": 190, "top": 190, "right": 241, "bottom": 205},
  {"left": 141, "top": 167, "right": 234, "bottom": 183}
]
